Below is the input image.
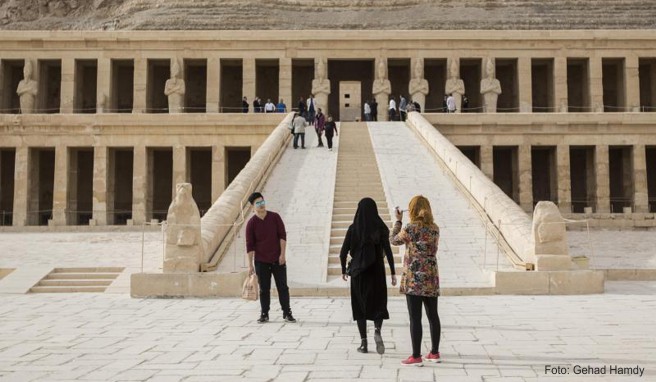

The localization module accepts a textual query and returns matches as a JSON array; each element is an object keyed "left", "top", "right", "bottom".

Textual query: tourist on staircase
[
  {"left": 323, "top": 115, "right": 338, "bottom": 151},
  {"left": 340, "top": 198, "right": 397, "bottom": 355},
  {"left": 291, "top": 112, "right": 307, "bottom": 149},
  {"left": 391, "top": 195, "right": 442, "bottom": 367},
  {"left": 314, "top": 108, "right": 325, "bottom": 147}
]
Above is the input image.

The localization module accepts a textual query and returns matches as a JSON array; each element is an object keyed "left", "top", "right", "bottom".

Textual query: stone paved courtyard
[{"left": 0, "top": 282, "right": 655, "bottom": 382}]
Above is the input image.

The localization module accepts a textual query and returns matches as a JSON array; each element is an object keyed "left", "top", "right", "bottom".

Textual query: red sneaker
[
  {"left": 401, "top": 355, "right": 423, "bottom": 367},
  {"left": 425, "top": 351, "right": 441, "bottom": 363}
]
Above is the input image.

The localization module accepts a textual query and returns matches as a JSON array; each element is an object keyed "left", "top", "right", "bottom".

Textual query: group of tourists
[
  {"left": 242, "top": 96, "right": 287, "bottom": 113},
  {"left": 245, "top": 192, "right": 442, "bottom": 367},
  {"left": 290, "top": 106, "right": 338, "bottom": 151},
  {"left": 443, "top": 93, "right": 469, "bottom": 113},
  {"left": 363, "top": 95, "right": 421, "bottom": 122}
]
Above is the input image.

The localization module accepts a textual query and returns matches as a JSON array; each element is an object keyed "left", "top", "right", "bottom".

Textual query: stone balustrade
[{"left": 199, "top": 112, "right": 294, "bottom": 268}]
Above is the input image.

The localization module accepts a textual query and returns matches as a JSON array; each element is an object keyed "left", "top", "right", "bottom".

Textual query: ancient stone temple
[{"left": 1, "top": 28, "right": 655, "bottom": 228}]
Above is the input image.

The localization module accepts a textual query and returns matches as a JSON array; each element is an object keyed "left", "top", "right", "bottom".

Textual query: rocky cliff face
[{"left": 1, "top": 0, "right": 655, "bottom": 30}]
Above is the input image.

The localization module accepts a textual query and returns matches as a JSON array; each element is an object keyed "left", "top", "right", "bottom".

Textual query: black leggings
[
  {"left": 357, "top": 319, "right": 382, "bottom": 340},
  {"left": 406, "top": 294, "right": 441, "bottom": 358}
]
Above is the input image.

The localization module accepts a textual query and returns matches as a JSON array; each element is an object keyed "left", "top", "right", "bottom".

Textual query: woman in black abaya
[{"left": 340, "top": 197, "right": 397, "bottom": 354}]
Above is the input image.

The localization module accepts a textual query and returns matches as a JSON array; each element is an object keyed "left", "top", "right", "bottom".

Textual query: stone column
[
  {"left": 480, "top": 145, "right": 494, "bottom": 180},
  {"left": 556, "top": 144, "right": 572, "bottom": 214},
  {"left": 518, "top": 57, "right": 532, "bottom": 113},
  {"left": 51, "top": 145, "right": 69, "bottom": 225},
  {"left": 131, "top": 145, "right": 147, "bottom": 224},
  {"left": 279, "top": 58, "right": 292, "bottom": 112},
  {"left": 133, "top": 57, "right": 147, "bottom": 113},
  {"left": 243, "top": 58, "right": 255, "bottom": 113},
  {"left": 97, "top": 57, "right": 111, "bottom": 113},
  {"left": 625, "top": 56, "right": 641, "bottom": 112},
  {"left": 172, "top": 145, "right": 187, "bottom": 197},
  {"left": 60, "top": 58, "right": 75, "bottom": 113},
  {"left": 12, "top": 146, "right": 29, "bottom": 227},
  {"left": 554, "top": 57, "right": 568, "bottom": 112},
  {"left": 92, "top": 146, "right": 109, "bottom": 225},
  {"left": 518, "top": 145, "right": 533, "bottom": 212},
  {"left": 589, "top": 57, "right": 604, "bottom": 112},
  {"left": 633, "top": 144, "right": 649, "bottom": 213},
  {"left": 206, "top": 55, "right": 220, "bottom": 113},
  {"left": 211, "top": 144, "right": 225, "bottom": 203},
  {"left": 595, "top": 145, "right": 610, "bottom": 213}
]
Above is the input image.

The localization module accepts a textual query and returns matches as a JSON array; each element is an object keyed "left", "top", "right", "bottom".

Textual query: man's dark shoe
[
  {"left": 257, "top": 313, "right": 269, "bottom": 323},
  {"left": 283, "top": 312, "right": 297, "bottom": 323}
]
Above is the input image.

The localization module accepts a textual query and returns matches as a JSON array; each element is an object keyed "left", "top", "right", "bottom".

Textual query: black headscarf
[{"left": 349, "top": 198, "right": 389, "bottom": 276}]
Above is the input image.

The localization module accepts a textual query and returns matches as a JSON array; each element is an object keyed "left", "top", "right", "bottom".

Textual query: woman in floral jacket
[{"left": 390, "top": 195, "right": 441, "bottom": 367}]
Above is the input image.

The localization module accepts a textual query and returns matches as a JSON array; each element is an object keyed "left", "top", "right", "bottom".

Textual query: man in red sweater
[{"left": 246, "top": 192, "right": 296, "bottom": 323}]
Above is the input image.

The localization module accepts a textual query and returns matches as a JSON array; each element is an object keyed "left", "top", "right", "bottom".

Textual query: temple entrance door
[{"left": 339, "top": 81, "right": 361, "bottom": 121}]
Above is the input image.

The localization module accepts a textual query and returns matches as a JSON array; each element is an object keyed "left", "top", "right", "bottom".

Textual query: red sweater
[{"left": 246, "top": 211, "right": 287, "bottom": 263}]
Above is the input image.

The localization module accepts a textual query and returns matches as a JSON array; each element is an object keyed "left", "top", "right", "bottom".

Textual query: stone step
[
  {"left": 45, "top": 273, "right": 121, "bottom": 280},
  {"left": 37, "top": 279, "right": 114, "bottom": 287},
  {"left": 29, "top": 286, "right": 108, "bottom": 293},
  {"left": 52, "top": 267, "right": 124, "bottom": 273},
  {"left": 333, "top": 201, "right": 388, "bottom": 207}
]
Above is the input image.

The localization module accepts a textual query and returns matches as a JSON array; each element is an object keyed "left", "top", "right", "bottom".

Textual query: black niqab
[{"left": 349, "top": 198, "right": 389, "bottom": 275}]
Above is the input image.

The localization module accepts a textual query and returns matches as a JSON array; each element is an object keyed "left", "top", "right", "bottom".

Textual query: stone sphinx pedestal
[{"left": 130, "top": 183, "right": 246, "bottom": 298}]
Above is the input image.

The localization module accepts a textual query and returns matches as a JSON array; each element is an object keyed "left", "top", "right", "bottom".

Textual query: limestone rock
[{"left": 1, "top": 0, "right": 655, "bottom": 30}]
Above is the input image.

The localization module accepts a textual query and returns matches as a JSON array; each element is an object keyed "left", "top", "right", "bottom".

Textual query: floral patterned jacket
[{"left": 390, "top": 221, "right": 440, "bottom": 297}]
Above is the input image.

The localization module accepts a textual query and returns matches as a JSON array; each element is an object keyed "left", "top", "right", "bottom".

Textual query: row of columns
[
  {"left": 478, "top": 144, "right": 651, "bottom": 213},
  {"left": 11, "top": 144, "right": 232, "bottom": 226},
  {"left": 29, "top": 55, "right": 645, "bottom": 114}
]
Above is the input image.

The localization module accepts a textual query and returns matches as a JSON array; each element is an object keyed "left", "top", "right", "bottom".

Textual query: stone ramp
[
  {"left": 217, "top": 124, "right": 338, "bottom": 285},
  {"left": 218, "top": 120, "right": 514, "bottom": 293},
  {"left": 368, "top": 121, "right": 516, "bottom": 289}
]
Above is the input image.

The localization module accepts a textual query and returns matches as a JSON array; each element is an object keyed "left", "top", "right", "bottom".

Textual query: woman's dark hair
[{"left": 248, "top": 192, "right": 264, "bottom": 205}]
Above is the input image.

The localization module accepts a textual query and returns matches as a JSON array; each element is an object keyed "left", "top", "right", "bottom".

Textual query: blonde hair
[{"left": 408, "top": 195, "right": 437, "bottom": 228}]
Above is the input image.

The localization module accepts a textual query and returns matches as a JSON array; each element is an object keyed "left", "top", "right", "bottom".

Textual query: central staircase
[{"left": 327, "top": 123, "right": 401, "bottom": 279}]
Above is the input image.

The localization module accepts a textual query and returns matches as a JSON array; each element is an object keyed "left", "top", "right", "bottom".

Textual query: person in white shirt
[
  {"left": 388, "top": 97, "right": 397, "bottom": 121},
  {"left": 364, "top": 101, "right": 371, "bottom": 121},
  {"left": 264, "top": 99, "right": 276, "bottom": 113},
  {"left": 446, "top": 94, "right": 456, "bottom": 113}
]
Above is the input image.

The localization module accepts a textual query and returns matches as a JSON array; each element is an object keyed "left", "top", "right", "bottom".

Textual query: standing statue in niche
[
  {"left": 444, "top": 58, "right": 465, "bottom": 113},
  {"left": 372, "top": 58, "right": 391, "bottom": 122},
  {"left": 408, "top": 59, "right": 429, "bottom": 113},
  {"left": 480, "top": 57, "right": 502, "bottom": 113},
  {"left": 164, "top": 58, "right": 185, "bottom": 113},
  {"left": 164, "top": 183, "right": 203, "bottom": 273},
  {"left": 17, "top": 60, "right": 38, "bottom": 114},
  {"left": 312, "top": 58, "right": 331, "bottom": 115}
]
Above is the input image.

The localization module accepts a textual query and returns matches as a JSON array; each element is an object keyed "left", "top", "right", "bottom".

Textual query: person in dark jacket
[
  {"left": 370, "top": 100, "right": 378, "bottom": 121},
  {"left": 324, "top": 115, "right": 338, "bottom": 151},
  {"left": 242, "top": 96, "right": 249, "bottom": 113},
  {"left": 340, "top": 198, "right": 397, "bottom": 355},
  {"left": 297, "top": 96, "right": 306, "bottom": 119}
]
